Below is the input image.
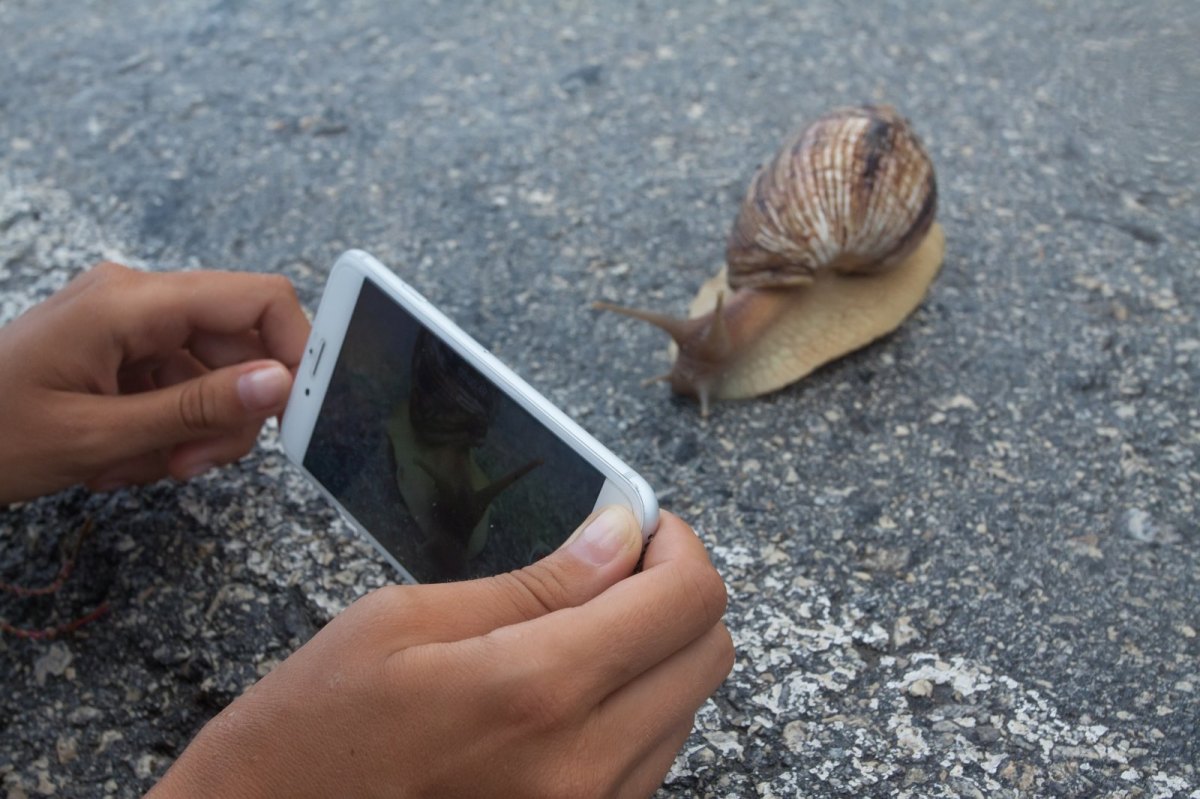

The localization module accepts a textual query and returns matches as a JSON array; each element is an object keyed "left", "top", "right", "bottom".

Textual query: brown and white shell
[{"left": 725, "top": 104, "right": 937, "bottom": 290}]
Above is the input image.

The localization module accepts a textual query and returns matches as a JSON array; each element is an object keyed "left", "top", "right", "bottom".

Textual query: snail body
[{"left": 596, "top": 105, "right": 944, "bottom": 414}]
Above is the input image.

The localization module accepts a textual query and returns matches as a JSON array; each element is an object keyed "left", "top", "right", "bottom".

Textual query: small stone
[
  {"left": 134, "top": 753, "right": 170, "bottom": 780},
  {"left": 1121, "top": 508, "right": 1180, "bottom": 544},
  {"left": 703, "top": 730, "right": 744, "bottom": 758},
  {"left": 33, "top": 644, "right": 72, "bottom": 687},
  {"left": 67, "top": 706, "right": 101, "bottom": 725},
  {"left": 55, "top": 736, "right": 78, "bottom": 765},
  {"left": 942, "top": 393, "right": 978, "bottom": 411},
  {"left": 908, "top": 678, "right": 934, "bottom": 697},
  {"left": 151, "top": 644, "right": 188, "bottom": 666},
  {"left": 893, "top": 616, "right": 921, "bottom": 648},
  {"left": 32, "top": 770, "right": 53, "bottom": 797},
  {"left": 95, "top": 730, "right": 123, "bottom": 755},
  {"left": 782, "top": 720, "right": 807, "bottom": 752}
]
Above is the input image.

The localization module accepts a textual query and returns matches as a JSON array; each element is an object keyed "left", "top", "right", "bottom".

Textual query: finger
[
  {"left": 153, "top": 349, "right": 207, "bottom": 388},
  {"left": 117, "top": 364, "right": 157, "bottom": 395},
  {"left": 620, "top": 719, "right": 694, "bottom": 799},
  {"left": 75, "top": 359, "right": 293, "bottom": 465},
  {"left": 86, "top": 450, "right": 171, "bottom": 491},
  {"left": 483, "top": 512, "right": 728, "bottom": 702},
  {"left": 639, "top": 510, "right": 717, "bottom": 572},
  {"left": 604, "top": 623, "right": 733, "bottom": 797},
  {"left": 167, "top": 422, "right": 262, "bottom": 480},
  {"left": 370, "top": 506, "right": 646, "bottom": 648},
  {"left": 96, "top": 268, "right": 309, "bottom": 368},
  {"left": 599, "top": 622, "right": 734, "bottom": 763},
  {"left": 188, "top": 330, "right": 269, "bottom": 370},
  {"left": 116, "top": 348, "right": 203, "bottom": 395}
]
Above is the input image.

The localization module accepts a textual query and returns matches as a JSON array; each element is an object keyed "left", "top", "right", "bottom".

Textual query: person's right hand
[
  {"left": 0, "top": 262, "right": 309, "bottom": 505},
  {"left": 147, "top": 507, "right": 733, "bottom": 799}
]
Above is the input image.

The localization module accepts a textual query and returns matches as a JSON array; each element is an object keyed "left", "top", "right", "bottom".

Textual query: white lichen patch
[{"left": 656, "top": 541, "right": 1199, "bottom": 797}]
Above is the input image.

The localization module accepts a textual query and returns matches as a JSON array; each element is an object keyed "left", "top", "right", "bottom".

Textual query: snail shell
[
  {"left": 595, "top": 104, "right": 944, "bottom": 415},
  {"left": 726, "top": 104, "right": 937, "bottom": 289}
]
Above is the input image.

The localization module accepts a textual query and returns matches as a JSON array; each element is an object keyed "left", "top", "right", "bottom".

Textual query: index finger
[
  {"left": 483, "top": 511, "right": 728, "bottom": 701},
  {"left": 110, "top": 267, "right": 310, "bottom": 369}
]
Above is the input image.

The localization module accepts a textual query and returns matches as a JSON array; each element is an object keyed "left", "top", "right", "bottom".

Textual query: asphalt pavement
[{"left": 1, "top": 1, "right": 1197, "bottom": 796}]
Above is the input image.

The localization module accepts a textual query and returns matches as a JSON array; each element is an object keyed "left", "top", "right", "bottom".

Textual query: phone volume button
[{"left": 311, "top": 339, "right": 327, "bottom": 375}]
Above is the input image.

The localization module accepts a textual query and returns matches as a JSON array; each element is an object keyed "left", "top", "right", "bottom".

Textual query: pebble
[
  {"left": 55, "top": 736, "right": 78, "bottom": 766},
  {"left": 94, "top": 731, "right": 123, "bottom": 756},
  {"left": 67, "top": 706, "right": 102, "bottom": 725},
  {"left": 908, "top": 678, "right": 934, "bottom": 698},
  {"left": 32, "top": 645, "right": 72, "bottom": 687}
]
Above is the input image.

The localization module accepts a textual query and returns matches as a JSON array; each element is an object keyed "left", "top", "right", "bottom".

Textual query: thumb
[
  {"left": 87, "top": 360, "right": 292, "bottom": 461},
  {"left": 510, "top": 504, "right": 647, "bottom": 608},
  {"left": 397, "top": 506, "right": 646, "bottom": 646}
]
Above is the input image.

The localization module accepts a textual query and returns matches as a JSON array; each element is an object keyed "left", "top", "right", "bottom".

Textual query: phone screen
[{"left": 303, "top": 278, "right": 606, "bottom": 583}]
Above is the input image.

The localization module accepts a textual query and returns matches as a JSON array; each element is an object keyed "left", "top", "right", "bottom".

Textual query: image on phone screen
[{"left": 303, "top": 278, "right": 606, "bottom": 583}]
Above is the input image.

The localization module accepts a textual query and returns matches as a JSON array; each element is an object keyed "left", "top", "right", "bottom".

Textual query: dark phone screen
[{"left": 304, "top": 278, "right": 606, "bottom": 583}]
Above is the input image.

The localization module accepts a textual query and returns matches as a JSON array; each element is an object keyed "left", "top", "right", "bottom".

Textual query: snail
[
  {"left": 595, "top": 104, "right": 945, "bottom": 415},
  {"left": 388, "top": 330, "right": 542, "bottom": 575}
]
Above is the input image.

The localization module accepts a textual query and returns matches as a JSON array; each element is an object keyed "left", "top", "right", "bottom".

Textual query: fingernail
[
  {"left": 180, "top": 461, "right": 216, "bottom": 480},
  {"left": 237, "top": 364, "right": 290, "bottom": 412},
  {"left": 564, "top": 506, "right": 631, "bottom": 566}
]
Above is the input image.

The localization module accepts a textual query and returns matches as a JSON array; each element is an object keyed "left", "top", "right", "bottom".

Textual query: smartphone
[{"left": 281, "top": 250, "right": 659, "bottom": 584}]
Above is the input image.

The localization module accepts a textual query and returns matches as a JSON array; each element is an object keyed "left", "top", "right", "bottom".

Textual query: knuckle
[
  {"left": 361, "top": 584, "right": 407, "bottom": 616},
  {"left": 490, "top": 564, "right": 572, "bottom": 619},
  {"left": 78, "top": 262, "right": 135, "bottom": 311},
  {"left": 266, "top": 273, "right": 298, "bottom": 298},
  {"left": 259, "top": 273, "right": 299, "bottom": 307},
  {"left": 675, "top": 558, "right": 729, "bottom": 626},
  {"left": 177, "top": 379, "right": 215, "bottom": 433},
  {"left": 90, "top": 260, "right": 132, "bottom": 281},
  {"left": 498, "top": 671, "right": 573, "bottom": 733},
  {"left": 714, "top": 623, "right": 736, "bottom": 676},
  {"left": 348, "top": 585, "right": 407, "bottom": 632}
]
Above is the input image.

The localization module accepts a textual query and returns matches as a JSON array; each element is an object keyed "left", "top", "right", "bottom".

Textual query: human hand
[
  {"left": 147, "top": 508, "right": 734, "bottom": 798},
  {"left": 0, "top": 262, "right": 310, "bottom": 504}
]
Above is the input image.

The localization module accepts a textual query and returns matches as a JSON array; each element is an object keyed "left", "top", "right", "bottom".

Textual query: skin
[
  {"left": 1, "top": 262, "right": 734, "bottom": 798},
  {"left": 0, "top": 262, "right": 309, "bottom": 503}
]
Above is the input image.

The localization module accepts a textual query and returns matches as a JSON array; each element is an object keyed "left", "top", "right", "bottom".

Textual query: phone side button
[{"left": 310, "top": 339, "right": 327, "bottom": 375}]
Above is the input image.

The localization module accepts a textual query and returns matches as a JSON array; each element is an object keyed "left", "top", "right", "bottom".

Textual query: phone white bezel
[{"left": 281, "top": 249, "right": 659, "bottom": 581}]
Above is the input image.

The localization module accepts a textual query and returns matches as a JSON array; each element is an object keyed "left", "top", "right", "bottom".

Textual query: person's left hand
[{"left": 0, "top": 262, "right": 310, "bottom": 505}]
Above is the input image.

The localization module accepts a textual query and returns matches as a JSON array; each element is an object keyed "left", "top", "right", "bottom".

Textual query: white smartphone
[{"left": 281, "top": 249, "right": 659, "bottom": 584}]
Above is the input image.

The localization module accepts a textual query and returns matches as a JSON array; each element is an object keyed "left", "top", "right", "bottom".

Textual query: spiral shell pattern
[{"left": 725, "top": 105, "right": 937, "bottom": 290}]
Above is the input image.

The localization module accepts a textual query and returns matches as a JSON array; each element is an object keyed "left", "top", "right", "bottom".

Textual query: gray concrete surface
[{"left": 1, "top": 1, "right": 1197, "bottom": 796}]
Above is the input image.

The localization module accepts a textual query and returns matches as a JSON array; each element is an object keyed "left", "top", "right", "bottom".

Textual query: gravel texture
[{"left": 1, "top": 1, "right": 1198, "bottom": 796}]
